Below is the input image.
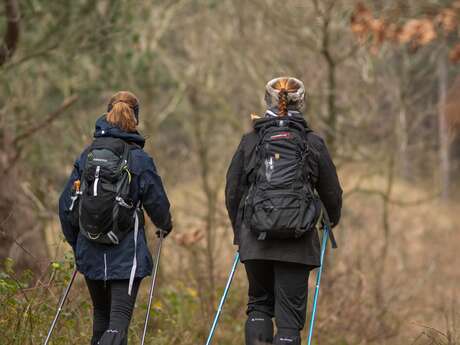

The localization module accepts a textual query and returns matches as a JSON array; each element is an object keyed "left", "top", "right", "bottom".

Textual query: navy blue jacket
[{"left": 58, "top": 116, "right": 172, "bottom": 280}]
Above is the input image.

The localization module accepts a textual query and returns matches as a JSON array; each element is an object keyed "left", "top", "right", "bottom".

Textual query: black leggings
[
  {"left": 244, "top": 260, "right": 312, "bottom": 345},
  {"left": 85, "top": 278, "right": 142, "bottom": 345}
]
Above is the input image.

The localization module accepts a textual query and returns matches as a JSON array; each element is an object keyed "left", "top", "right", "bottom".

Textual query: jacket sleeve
[
  {"left": 140, "top": 157, "right": 172, "bottom": 231},
  {"left": 58, "top": 158, "right": 81, "bottom": 250},
  {"left": 312, "top": 136, "right": 343, "bottom": 227},
  {"left": 225, "top": 136, "right": 246, "bottom": 238}
]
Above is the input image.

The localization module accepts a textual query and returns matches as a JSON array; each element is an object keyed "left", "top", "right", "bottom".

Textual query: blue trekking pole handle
[
  {"left": 307, "top": 224, "right": 330, "bottom": 345},
  {"left": 204, "top": 251, "right": 240, "bottom": 345}
]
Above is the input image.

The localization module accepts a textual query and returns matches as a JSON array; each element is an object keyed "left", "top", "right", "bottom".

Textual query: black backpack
[
  {"left": 76, "top": 137, "right": 138, "bottom": 245},
  {"left": 244, "top": 118, "right": 320, "bottom": 240}
]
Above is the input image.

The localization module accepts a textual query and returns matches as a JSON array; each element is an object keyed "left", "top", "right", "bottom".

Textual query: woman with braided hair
[{"left": 225, "top": 77, "right": 342, "bottom": 345}]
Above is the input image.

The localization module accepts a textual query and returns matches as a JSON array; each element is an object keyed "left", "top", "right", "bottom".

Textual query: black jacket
[{"left": 225, "top": 113, "right": 342, "bottom": 266}]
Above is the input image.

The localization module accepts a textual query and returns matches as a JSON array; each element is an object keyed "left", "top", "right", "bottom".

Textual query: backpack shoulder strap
[{"left": 121, "top": 140, "right": 131, "bottom": 165}]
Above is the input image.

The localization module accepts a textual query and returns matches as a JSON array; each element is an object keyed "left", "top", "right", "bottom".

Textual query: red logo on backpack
[{"left": 270, "top": 132, "right": 291, "bottom": 140}]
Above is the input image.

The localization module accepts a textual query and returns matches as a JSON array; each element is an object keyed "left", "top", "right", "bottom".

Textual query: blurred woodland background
[{"left": 1, "top": 1, "right": 459, "bottom": 344}]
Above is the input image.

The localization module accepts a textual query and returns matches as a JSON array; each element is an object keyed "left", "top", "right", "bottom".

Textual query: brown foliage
[
  {"left": 399, "top": 19, "right": 437, "bottom": 47},
  {"left": 449, "top": 43, "right": 460, "bottom": 63},
  {"left": 351, "top": 3, "right": 387, "bottom": 50},
  {"left": 351, "top": 3, "right": 460, "bottom": 59},
  {"left": 436, "top": 8, "right": 458, "bottom": 34},
  {"left": 174, "top": 229, "right": 205, "bottom": 247}
]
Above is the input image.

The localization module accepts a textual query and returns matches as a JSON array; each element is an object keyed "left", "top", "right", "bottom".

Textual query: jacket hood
[
  {"left": 94, "top": 115, "right": 146, "bottom": 148},
  {"left": 253, "top": 109, "right": 311, "bottom": 132}
]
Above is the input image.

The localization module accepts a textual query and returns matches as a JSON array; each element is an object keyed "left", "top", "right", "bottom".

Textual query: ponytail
[{"left": 106, "top": 91, "right": 139, "bottom": 132}]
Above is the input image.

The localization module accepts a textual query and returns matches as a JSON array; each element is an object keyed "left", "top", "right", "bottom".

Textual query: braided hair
[
  {"left": 270, "top": 78, "right": 303, "bottom": 117},
  {"left": 278, "top": 89, "right": 288, "bottom": 116}
]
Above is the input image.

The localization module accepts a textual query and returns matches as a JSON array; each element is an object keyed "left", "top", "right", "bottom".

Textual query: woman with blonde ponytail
[
  {"left": 59, "top": 91, "right": 173, "bottom": 345},
  {"left": 225, "top": 77, "right": 342, "bottom": 345}
]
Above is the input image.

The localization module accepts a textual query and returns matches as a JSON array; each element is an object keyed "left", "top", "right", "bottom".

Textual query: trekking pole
[
  {"left": 140, "top": 231, "right": 164, "bottom": 345},
  {"left": 307, "top": 223, "right": 330, "bottom": 345},
  {"left": 204, "top": 251, "right": 240, "bottom": 345},
  {"left": 43, "top": 268, "right": 78, "bottom": 345}
]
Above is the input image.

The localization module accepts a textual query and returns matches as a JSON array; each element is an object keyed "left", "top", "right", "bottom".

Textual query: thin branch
[
  {"left": 148, "top": 0, "right": 187, "bottom": 53},
  {"left": 336, "top": 43, "right": 360, "bottom": 65},
  {"left": 12, "top": 95, "right": 79, "bottom": 146},
  {"left": 0, "top": 206, "right": 37, "bottom": 260},
  {"left": 3, "top": 42, "right": 59, "bottom": 71},
  {"left": 156, "top": 82, "right": 187, "bottom": 125},
  {"left": 0, "top": 228, "right": 37, "bottom": 260},
  {"left": 1, "top": 145, "right": 22, "bottom": 176}
]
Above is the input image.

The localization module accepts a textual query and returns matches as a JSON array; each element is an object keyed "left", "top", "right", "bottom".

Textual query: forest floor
[{"left": 1, "top": 171, "right": 459, "bottom": 345}]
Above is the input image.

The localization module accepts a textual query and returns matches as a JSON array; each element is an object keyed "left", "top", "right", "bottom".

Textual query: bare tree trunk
[
  {"left": 398, "top": 106, "right": 409, "bottom": 178},
  {"left": 395, "top": 52, "right": 410, "bottom": 179},
  {"left": 321, "top": 9, "right": 338, "bottom": 156},
  {"left": 0, "top": 96, "right": 78, "bottom": 272},
  {"left": 375, "top": 156, "right": 395, "bottom": 306},
  {"left": 188, "top": 89, "right": 217, "bottom": 311},
  {"left": 325, "top": 54, "right": 337, "bottom": 155},
  {"left": 438, "top": 51, "right": 450, "bottom": 200},
  {"left": 0, "top": 0, "right": 20, "bottom": 66}
]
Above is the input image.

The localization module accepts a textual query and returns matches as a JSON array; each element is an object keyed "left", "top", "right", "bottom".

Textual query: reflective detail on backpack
[
  {"left": 107, "top": 231, "right": 120, "bottom": 245},
  {"left": 265, "top": 156, "right": 274, "bottom": 182},
  {"left": 69, "top": 195, "right": 78, "bottom": 211},
  {"left": 116, "top": 196, "right": 133, "bottom": 208},
  {"left": 87, "top": 232, "right": 102, "bottom": 240},
  {"left": 93, "top": 165, "right": 100, "bottom": 196},
  {"left": 258, "top": 232, "right": 267, "bottom": 241}
]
